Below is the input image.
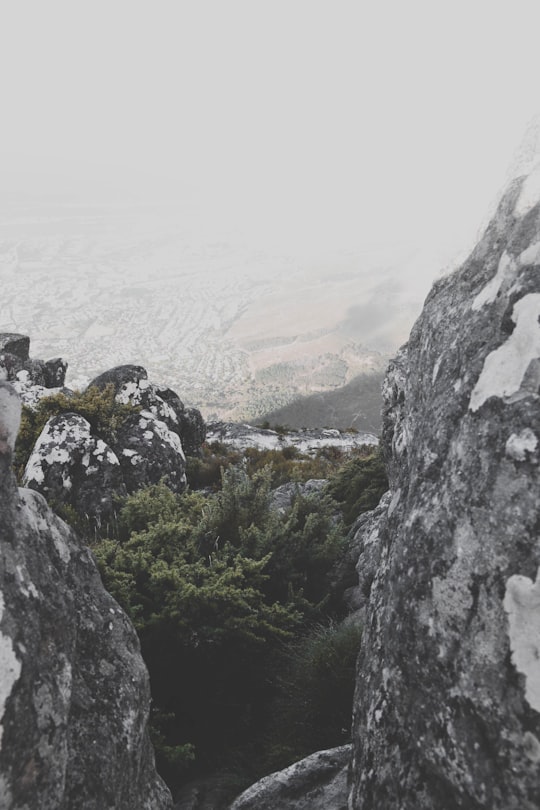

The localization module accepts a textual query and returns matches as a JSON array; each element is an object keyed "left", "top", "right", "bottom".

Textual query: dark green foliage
[
  {"left": 94, "top": 467, "right": 349, "bottom": 787},
  {"left": 263, "top": 621, "right": 362, "bottom": 773},
  {"left": 186, "top": 438, "right": 377, "bottom": 491},
  {"left": 91, "top": 434, "right": 386, "bottom": 791},
  {"left": 14, "top": 384, "right": 136, "bottom": 481},
  {"left": 326, "top": 449, "right": 388, "bottom": 526}
]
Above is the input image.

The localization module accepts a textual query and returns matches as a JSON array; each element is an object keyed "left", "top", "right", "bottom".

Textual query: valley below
[{"left": 0, "top": 199, "right": 445, "bottom": 429}]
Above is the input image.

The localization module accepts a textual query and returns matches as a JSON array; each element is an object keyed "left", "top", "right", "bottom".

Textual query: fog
[{"left": 1, "top": 1, "right": 539, "bottom": 418}]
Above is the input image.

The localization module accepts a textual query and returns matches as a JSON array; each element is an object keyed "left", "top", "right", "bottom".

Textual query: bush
[
  {"left": 94, "top": 466, "right": 349, "bottom": 786},
  {"left": 326, "top": 450, "right": 388, "bottom": 526},
  {"left": 262, "top": 620, "right": 362, "bottom": 773}
]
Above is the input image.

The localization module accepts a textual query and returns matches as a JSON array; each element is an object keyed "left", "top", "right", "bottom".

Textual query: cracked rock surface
[
  {"left": 349, "top": 176, "right": 540, "bottom": 808},
  {"left": 0, "top": 383, "right": 172, "bottom": 809}
]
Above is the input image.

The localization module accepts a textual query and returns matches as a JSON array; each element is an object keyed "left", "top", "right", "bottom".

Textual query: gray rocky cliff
[
  {"left": 349, "top": 173, "right": 540, "bottom": 808},
  {"left": 0, "top": 382, "right": 172, "bottom": 809}
]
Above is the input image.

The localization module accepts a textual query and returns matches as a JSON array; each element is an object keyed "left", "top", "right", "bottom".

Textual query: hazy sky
[{"left": 2, "top": 0, "right": 540, "bottom": 259}]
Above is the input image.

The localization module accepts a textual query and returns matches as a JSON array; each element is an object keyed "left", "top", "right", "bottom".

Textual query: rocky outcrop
[
  {"left": 114, "top": 375, "right": 206, "bottom": 454},
  {"left": 348, "top": 173, "right": 540, "bottom": 808},
  {"left": 228, "top": 745, "right": 351, "bottom": 810},
  {"left": 88, "top": 364, "right": 148, "bottom": 393},
  {"left": 0, "top": 382, "right": 172, "bottom": 808},
  {"left": 0, "top": 333, "right": 68, "bottom": 397},
  {"left": 19, "top": 360, "right": 206, "bottom": 524},
  {"left": 23, "top": 413, "right": 126, "bottom": 528},
  {"left": 115, "top": 410, "right": 187, "bottom": 495},
  {"left": 0, "top": 333, "right": 30, "bottom": 361},
  {"left": 206, "top": 422, "right": 377, "bottom": 454}
]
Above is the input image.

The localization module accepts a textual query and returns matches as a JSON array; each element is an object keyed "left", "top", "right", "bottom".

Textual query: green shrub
[
  {"left": 263, "top": 620, "right": 362, "bottom": 772},
  {"left": 94, "top": 467, "right": 350, "bottom": 786},
  {"left": 326, "top": 450, "right": 388, "bottom": 526}
]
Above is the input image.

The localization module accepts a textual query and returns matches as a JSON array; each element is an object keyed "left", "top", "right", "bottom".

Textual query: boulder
[
  {"left": 89, "top": 371, "right": 206, "bottom": 460},
  {"left": 116, "top": 378, "right": 206, "bottom": 456},
  {"left": 0, "top": 335, "right": 68, "bottom": 391},
  {"left": 88, "top": 364, "right": 148, "bottom": 394},
  {"left": 116, "top": 378, "right": 183, "bottom": 435},
  {"left": 23, "top": 412, "right": 126, "bottom": 529},
  {"left": 228, "top": 745, "right": 350, "bottom": 810},
  {"left": 349, "top": 174, "right": 540, "bottom": 807},
  {"left": 0, "top": 383, "right": 172, "bottom": 808},
  {"left": 0, "top": 333, "right": 30, "bottom": 360},
  {"left": 114, "top": 410, "right": 187, "bottom": 495},
  {"left": 43, "top": 357, "right": 68, "bottom": 388},
  {"left": 178, "top": 406, "right": 206, "bottom": 456}
]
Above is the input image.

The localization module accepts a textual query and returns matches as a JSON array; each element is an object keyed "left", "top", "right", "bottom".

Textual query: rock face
[
  {"left": 0, "top": 383, "right": 172, "bottom": 808},
  {"left": 0, "top": 333, "right": 68, "bottom": 395},
  {"left": 23, "top": 413, "right": 126, "bottom": 528},
  {"left": 228, "top": 745, "right": 351, "bottom": 810},
  {"left": 115, "top": 410, "right": 187, "bottom": 495},
  {"left": 348, "top": 174, "right": 540, "bottom": 808},
  {"left": 114, "top": 375, "right": 207, "bottom": 455},
  {"left": 20, "top": 362, "right": 206, "bottom": 525}
]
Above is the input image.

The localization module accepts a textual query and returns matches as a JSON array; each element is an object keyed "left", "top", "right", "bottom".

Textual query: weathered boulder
[
  {"left": 228, "top": 745, "right": 350, "bottom": 810},
  {"left": 43, "top": 357, "right": 68, "bottom": 388},
  {"left": 349, "top": 172, "right": 540, "bottom": 808},
  {"left": 0, "top": 334, "right": 68, "bottom": 391},
  {"left": 114, "top": 410, "right": 187, "bottom": 495},
  {"left": 23, "top": 412, "right": 126, "bottom": 529},
  {"left": 116, "top": 378, "right": 184, "bottom": 435},
  {"left": 93, "top": 370, "right": 206, "bottom": 457},
  {"left": 0, "top": 383, "right": 172, "bottom": 808},
  {"left": 0, "top": 333, "right": 30, "bottom": 360},
  {"left": 88, "top": 364, "right": 148, "bottom": 393},
  {"left": 179, "top": 406, "right": 207, "bottom": 456}
]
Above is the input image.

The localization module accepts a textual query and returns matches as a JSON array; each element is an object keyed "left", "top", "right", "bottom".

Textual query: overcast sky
[{"left": 2, "top": 0, "right": 540, "bottom": 260}]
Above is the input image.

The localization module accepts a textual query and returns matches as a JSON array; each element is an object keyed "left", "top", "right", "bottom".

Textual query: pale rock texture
[
  {"left": 0, "top": 333, "right": 68, "bottom": 395},
  {"left": 115, "top": 410, "right": 187, "bottom": 495},
  {"left": 23, "top": 412, "right": 126, "bottom": 528},
  {"left": 348, "top": 175, "right": 540, "bottom": 808},
  {"left": 0, "top": 385, "right": 172, "bottom": 809},
  {"left": 228, "top": 745, "right": 351, "bottom": 810},
  {"left": 91, "top": 366, "right": 206, "bottom": 456}
]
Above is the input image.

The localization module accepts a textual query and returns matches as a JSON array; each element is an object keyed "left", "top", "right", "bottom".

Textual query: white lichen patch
[
  {"left": 515, "top": 162, "right": 540, "bottom": 217},
  {"left": 519, "top": 241, "right": 540, "bottom": 267},
  {"left": 472, "top": 252, "right": 516, "bottom": 311},
  {"left": 142, "top": 412, "right": 186, "bottom": 460},
  {"left": 469, "top": 293, "right": 540, "bottom": 412},
  {"left": 0, "top": 591, "right": 22, "bottom": 749},
  {"left": 432, "top": 357, "right": 442, "bottom": 384},
  {"left": 506, "top": 429, "right": 538, "bottom": 461},
  {"left": 15, "top": 566, "right": 39, "bottom": 599},
  {"left": 504, "top": 569, "right": 540, "bottom": 712},
  {"left": 0, "top": 383, "right": 21, "bottom": 452}
]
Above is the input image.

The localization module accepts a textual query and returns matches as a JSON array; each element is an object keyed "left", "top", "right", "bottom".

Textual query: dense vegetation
[
  {"left": 17, "top": 388, "right": 388, "bottom": 797},
  {"left": 93, "top": 447, "right": 386, "bottom": 794}
]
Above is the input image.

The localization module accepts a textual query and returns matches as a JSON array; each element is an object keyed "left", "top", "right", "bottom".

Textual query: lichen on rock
[
  {"left": 0, "top": 384, "right": 172, "bottom": 808},
  {"left": 346, "top": 172, "right": 540, "bottom": 809}
]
